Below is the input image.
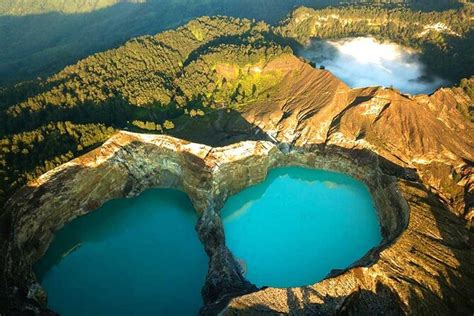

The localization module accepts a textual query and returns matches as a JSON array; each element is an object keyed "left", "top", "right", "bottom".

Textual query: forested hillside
[
  {"left": 0, "top": 0, "right": 324, "bottom": 85},
  {"left": 1, "top": 0, "right": 466, "bottom": 16},
  {"left": 1, "top": 3, "right": 473, "bottom": 206},
  {"left": 277, "top": 5, "right": 474, "bottom": 81},
  {"left": 0, "top": 0, "right": 468, "bottom": 85},
  {"left": 0, "top": 17, "right": 291, "bottom": 205}
]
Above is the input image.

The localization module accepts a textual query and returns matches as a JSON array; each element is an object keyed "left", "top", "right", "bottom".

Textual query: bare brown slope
[
  {"left": 233, "top": 56, "right": 473, "bottom": 222},
  {"left": 181, "top": 54, "right": 473, "bottom": 220},
  {"left": 216, "top": 58, "right": 474, "bottom": 315},
  {"left": 241, "top": 57, "right": 474, "bottom": 166},
  {"left": 327, "top": 87, "right": 474, "bottom": 164},
  {"left": 1, "top": 50, "right": 473, "bottom": 316},
  {"left": 241, "top": 56, "right": 351, "bottom": 144}
]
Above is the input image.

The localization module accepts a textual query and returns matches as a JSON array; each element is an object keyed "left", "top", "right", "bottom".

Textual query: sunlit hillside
[
  {"left": 0, "top": 0, "right": 145, "bottom": 15},
  {"left": 0, "top": 0, "right": 468, "bottom": 85}
]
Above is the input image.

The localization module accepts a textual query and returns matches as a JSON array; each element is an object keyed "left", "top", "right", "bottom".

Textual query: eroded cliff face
[
  {"left": 0, "top": 133, "right": 408, "bottom": 314},
  {"left": 1, "top": 58, "right": 473, "bottom": 316},
  {"left": 222, "top": 64, "right": 474, "bottom": 314}
]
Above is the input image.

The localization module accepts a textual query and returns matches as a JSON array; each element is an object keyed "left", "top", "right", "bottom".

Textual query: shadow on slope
[
  {"left": 0, "top": 0, "right": 342, "bottom": 86},
  {"left": 218, "top": 143, "right": 474, "bottom": 315},
  {"left": 0, "top": 120, "right": 270, "bottom": 314},
  {"left": 1, "top": 118, "right": 472, "bottom": 315},
  {"left": 170, "top": 108, "right": 273, "bottom": 147}
]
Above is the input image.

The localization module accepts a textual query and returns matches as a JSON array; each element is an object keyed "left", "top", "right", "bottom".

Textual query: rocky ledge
[
  {"left": 1, "top": 61, "right": 473, "bottom": 315},
  {"left": 0, "top": 129, "right": 472, "bottom": 315}
]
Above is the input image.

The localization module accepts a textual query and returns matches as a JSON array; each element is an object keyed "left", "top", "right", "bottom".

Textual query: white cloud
[{"left": 298, "top": 37, "right": 447, "bottom": 95}]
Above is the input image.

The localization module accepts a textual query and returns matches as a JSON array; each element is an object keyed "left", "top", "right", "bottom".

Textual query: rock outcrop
[{"left": 1, "top": 59, "right": 473, "bottom": 315}]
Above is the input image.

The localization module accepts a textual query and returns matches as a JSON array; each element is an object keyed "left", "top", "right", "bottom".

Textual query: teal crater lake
[
  {"left": 222, "top": 167, "right": 382, "bottom": 288},
  {"left": 34, "top": 189, "right": 208, "bottom": 316}
]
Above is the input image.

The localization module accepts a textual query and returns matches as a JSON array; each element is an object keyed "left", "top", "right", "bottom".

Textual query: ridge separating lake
[
  {"left": 221, "top": 166, "right": 382, "bottom": 288},
  {"left": 34, "top": 189, "right": 208, "bottom": 316},
  {"left": 297, "top": 37, "right": 447, "bottom": 95}
]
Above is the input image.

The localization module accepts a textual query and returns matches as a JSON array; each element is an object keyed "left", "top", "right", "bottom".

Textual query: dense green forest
[
  {"left": 0, "top": 2, "right": 473, "bottom": 206},
  {"left": 277, "top": 4, "right": 474, "bottom": 81},
  {"left": 0, "top": 122, "right": 115, "bottom": 201},
  {"left": 0, "top": 0, "right": 331, "bottom": 85},
  {"left": 458, "top": 77, "right": 474, "bottom": 121},
  {"left": 0, "top": 0, "right": 468, "bottom": 85},
  {"left": 0, "top": 16, "right": 291, "bottom": 205}
]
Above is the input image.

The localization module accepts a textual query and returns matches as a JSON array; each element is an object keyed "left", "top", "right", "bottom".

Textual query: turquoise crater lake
[
  {"left": 34, "top": 189, "right": 208, "bottom": 316},
  {"left": 222, "top": 167, "right": 382, "bottom": 288}
]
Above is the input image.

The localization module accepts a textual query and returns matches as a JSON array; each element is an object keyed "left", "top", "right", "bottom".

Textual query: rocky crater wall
[
  {"left": 1, "top": 14, "right": 473, "bottom": 316},
  {"left": 1, "top": 132, "right": 420, "bottom": 315}
]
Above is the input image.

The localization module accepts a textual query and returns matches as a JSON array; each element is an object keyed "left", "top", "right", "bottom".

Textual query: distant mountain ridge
[
  {"left": 0, "top": 12, "right": 473, "bottom": 206},
  {"left": 276, "top": 4, "right": 474, "bottom": 81},
  {"left": 0, "top": 0, "right": 467, "bottom": 17},
  {"left": 1, "top": 21, "right": 474, "bottom": 316},
  {"left": 0, "top": 0, "right": 143, "bottom": 15},
  {"left": 0, "top": 0, "right": 469, "bottom": 85}
]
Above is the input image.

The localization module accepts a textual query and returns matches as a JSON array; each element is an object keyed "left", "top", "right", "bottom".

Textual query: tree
[{"left": 163, "top": 120, "right": 175, "bottom": 130}]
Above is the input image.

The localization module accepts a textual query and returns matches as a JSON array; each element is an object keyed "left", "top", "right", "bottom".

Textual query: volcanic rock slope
[
  {"left": 241, "top": 56, "right": 473, "bottom": 197},
  {"left": 1, "top": 15, "right": 474, "bottom": 316},
  {"left": 222, "top": 56, "right": 474, "bottom": 315}
]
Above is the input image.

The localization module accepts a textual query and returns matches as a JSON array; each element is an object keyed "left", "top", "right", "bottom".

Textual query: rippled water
[
  {"left": 34, "top": 189, "right": 208, "bottom": 316},
  {"left": 221, "top": 167, "right": 382, "bottom": 288}
]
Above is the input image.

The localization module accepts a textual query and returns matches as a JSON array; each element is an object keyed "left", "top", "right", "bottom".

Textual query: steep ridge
[
  {"left": 0, "top": 13, "right": 473, "bottom": 316},
  {"left": 0, "top": 16, "right": 273, "bottom": 205},
  {"left": 324, "top": 87, "right": 474, "bottom": 166},
  {"left": 235, "top": 62, "right": 473, "bottom": 219},
  {"left": 1, "top": 60, "right": 473, "bottom": 315},
  {"left": 240, "top": 58, "right": 351, "bottom": 144}
]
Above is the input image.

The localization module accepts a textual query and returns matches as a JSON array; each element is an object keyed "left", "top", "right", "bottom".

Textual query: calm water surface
[
  {"left": 222, "top": 167, "right": 382, "bottom": 288},
  {"left": 34, "top": 189, "right": 208, "bottom": 316},
  {"left": 35, "top": 168, "right": 382, "bottom": 314}
]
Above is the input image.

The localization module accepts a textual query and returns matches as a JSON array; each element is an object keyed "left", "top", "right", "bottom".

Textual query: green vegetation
[
  {"left": 457, "top": 76, "right": 474, "bottom": 121},
  {"left": 176, "top": 29, "right": 292, "bottom": 109},
  {"left": 1, "top": 0, "right": 468, "bottom": 85},
  {"left": 0, "top": 0, "right": 315, "bottom": 85},
  {"left": 2, "top": 16, "right": 255, "bottom": 127},
  {"left": 459, "top": 77, "right": 474, "bottom": 100},
  {"left": 0, "top": 3, "right": 472, "bottom": 207},
  {"left": 276, "top": 5, "right": 474, "bottom": 82},
  {"left": 0, "top": 16, "right": 290, "bottom": 205},
  {"left": 0, "top": 122, "right": 115, "bottom": 203}
]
